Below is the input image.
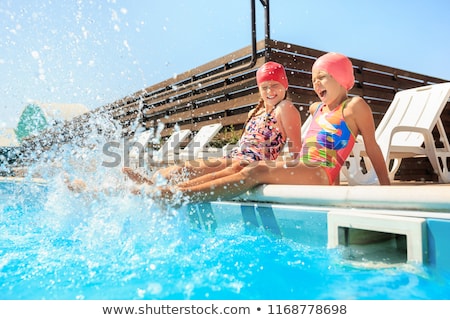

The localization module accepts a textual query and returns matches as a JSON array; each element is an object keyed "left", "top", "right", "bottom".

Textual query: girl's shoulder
[
  {"left": 276, "top": 99, "right": 295, "bottom": 109},
  {"left": 309, "top": 101, "right": 322, "bottom": 114},
  {"left": 346, "top": 96, "right": 372, "bottom": 113},
  {"left": 276, "top": 99, "right": 300, "bottom": 117},
  {"left": 347, "top": 96, "right": 368, "bottom": 107}
]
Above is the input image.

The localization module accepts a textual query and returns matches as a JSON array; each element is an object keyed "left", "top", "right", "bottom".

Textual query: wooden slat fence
[{"left": 19, "top": 38, "right": 449, "bottom": 181}]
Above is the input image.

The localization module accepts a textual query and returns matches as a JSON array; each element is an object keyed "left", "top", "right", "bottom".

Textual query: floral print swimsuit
[{"left": 227, "top": 104, "right": 286, "bottom": 162}]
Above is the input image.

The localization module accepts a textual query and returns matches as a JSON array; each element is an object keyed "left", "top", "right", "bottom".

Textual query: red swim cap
[
  {"left": 256, "top": 61, "right": 289, "bottom": 90},
  {"left": 312, "top": 52, "right": 355, "bottom": 90}
]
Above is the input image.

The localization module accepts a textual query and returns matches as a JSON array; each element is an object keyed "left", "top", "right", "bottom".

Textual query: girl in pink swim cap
[{"left": 312, "top": 52, "right": 355, "bottom": 91}]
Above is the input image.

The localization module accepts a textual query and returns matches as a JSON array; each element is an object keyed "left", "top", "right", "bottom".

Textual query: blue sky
[{"left": 1, "top": 0, "right": 449, "bottom": 129}]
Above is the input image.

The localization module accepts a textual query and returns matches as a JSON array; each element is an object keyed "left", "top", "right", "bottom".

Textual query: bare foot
[
  {"left": 66, "top": 178, "right": 87, "bottom": 192},
  {"left": 132, "top": 185, "right": 175, "bottom": 200},
  {"left": 122, "top": 167, "right": 153, "bottom": 184}
]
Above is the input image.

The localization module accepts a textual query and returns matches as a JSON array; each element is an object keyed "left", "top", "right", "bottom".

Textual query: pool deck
[{"left": 237, "top": 182, "right": 450, "bottom": 217}]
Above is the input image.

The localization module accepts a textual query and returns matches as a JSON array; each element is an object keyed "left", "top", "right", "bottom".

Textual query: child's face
[
  {"left": 312, "top": 70, "right": 344, "bottom": 105},
  {"left": 258, "top": 80, "right": 286, "bottom": 106}
]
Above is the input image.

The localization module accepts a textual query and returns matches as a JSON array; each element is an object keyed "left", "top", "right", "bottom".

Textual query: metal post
[
  {"left": 258, "top": 0, "right": 271, "bottom": 60},
  {"left": 260, "top": 0, "right": 270, "bottom": 41}
]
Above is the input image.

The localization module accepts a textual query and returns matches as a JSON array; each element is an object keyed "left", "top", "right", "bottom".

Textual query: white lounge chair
[
  {"left": 129, "top": 128, "right": 191, "bottom": 167},
  {"left": 301, "top": 114, "right": 312, "bottom": 139},
  {"left": 342, "top": 82, "right": 450, "bottom": 184},
  {"left": 171, "top": 123, "right": 223, "bottom": 162},
  {"left": 196, "top": 143, "right": 237, "bottom": 159}
]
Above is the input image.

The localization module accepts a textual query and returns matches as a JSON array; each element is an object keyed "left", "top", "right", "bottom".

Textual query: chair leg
[
  {"left": 388, "top": 158, "right": 402, "bottom": 181},
  {"left": 436, "top": 154, "right": 450, "bottom": 183},
  {"left": 342, "top": 156, "right": 378, "bottom": 185},
  {"left": 423, "top": 128, "right": 450, "bottom": 183}
]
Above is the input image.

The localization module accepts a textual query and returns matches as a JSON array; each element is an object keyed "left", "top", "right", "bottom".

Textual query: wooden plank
[
  {"left": 285, "top": 70, "right": 314, "bottom": 88},
  {"left": 143, "top": 76, "right": 258, "bottom": 117},
  {"left": 216, "top": 113, "right": 249, "bottom": 127},
  {"left": 191, "top": 94, "right": 259, "bottom": 118}
]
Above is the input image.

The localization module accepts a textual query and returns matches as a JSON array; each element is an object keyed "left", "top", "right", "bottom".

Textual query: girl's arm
[
  {"left": 351, "top": 97, "right": 391, "bottom": 185},
  {"left": 277, "top": 100, "right": 302, "bottom": 157}
]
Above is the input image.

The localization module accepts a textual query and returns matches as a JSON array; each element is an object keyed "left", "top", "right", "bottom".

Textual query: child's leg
[
  {"left": 177, "top": 161, "right": 330, "bottom": 202},
  {"left": 122, "top": 167, "right": 154, "bottom": 184},
  {"left": 177, "top": 160, "right": 247, "bottom": 187},
  {"left": 155, "top": 157, "right": 232, "bottom": 181}
]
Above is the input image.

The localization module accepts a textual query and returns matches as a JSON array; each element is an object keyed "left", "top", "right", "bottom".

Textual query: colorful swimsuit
[
  {"left": 227, "top": 105, "right": 286, "bottom": 162},
  {"left": 300, "top": 100, "right": 356, "bottom": 184}
]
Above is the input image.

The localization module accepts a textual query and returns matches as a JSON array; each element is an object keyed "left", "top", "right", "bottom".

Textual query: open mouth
[{"left": 319, "top": 89, "right": 327, "bottom": 98}]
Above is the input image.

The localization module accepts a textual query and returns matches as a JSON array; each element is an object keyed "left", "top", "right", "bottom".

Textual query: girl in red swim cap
[{"left": 119, "top": 61, "right": 302, "bottom": 190}]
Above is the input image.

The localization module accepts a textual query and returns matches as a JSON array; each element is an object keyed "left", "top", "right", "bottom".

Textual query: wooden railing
[
  {"left": 105, "top": 39, "right": 448, "bottom": 137},
  {"left": 20, "top": 38, "right": 449, "bottom": 181}
]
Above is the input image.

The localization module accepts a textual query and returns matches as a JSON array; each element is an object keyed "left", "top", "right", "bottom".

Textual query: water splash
[
  {"left": 1, "top": 176, "right": 449, "bottom": 300},
  {"left": 1, "top": 118, "right": 449, "bottom": 299}
]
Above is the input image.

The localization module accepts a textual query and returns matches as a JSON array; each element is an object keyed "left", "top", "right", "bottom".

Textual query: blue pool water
[{"left": 1, "top": 180, "right": 449, "bottom": 300}]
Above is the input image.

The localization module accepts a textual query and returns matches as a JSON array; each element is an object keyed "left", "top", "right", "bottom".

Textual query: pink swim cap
[
  {"left": 256, "top": 61, "right": 289, "bottom": 90},
  {"left": 312, "top": 52, "right": 355, "bottom": 90}
]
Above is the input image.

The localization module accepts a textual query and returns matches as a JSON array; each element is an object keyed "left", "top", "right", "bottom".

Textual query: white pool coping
[{"left": 237, "top": 184, "right": 450, "bottom": 216}]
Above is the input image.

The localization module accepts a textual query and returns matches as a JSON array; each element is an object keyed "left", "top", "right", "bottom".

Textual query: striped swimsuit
[
  {"left": 300, "top": 100, "right": 356, "bottom": 184},
  {"left": 227, "top": 105, "right": 286, "bottom": 162}
]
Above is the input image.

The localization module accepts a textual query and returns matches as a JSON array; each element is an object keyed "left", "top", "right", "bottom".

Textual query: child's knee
[{"left": 242, "top": 162, "right": 269, "bottom": 179}]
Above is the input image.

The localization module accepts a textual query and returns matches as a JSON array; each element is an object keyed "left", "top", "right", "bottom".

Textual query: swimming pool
[{"left": 1, "top": 179, "right": 449, "bottom": 300}]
